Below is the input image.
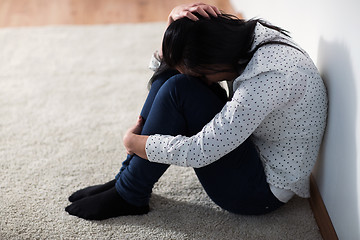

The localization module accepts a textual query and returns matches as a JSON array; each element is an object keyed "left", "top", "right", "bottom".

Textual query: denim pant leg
[
  {"left": 153, "top": 75, "right": 282, "bottom": 214},
  {"left": 116, "top": 73, "right": 283, "bottom": 214},
  {"left": 194, "top": 140, "right": 284, "bottom": 215},
  {"left": 115, "top": 70, "right": 178, "bottom": 206},
  {"left": 116, "top": 69, "right": 178, "bottom": 175},
  {"left": 115, "top": 74, "right": 227, "bottom": 206}
]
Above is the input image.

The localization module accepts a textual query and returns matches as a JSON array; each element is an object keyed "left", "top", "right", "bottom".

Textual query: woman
[{"left": 65, "top": 3, "right": 327, "bottom": 220}]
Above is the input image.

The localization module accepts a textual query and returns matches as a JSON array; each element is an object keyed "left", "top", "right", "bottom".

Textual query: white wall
[{"left": 230, "top": 0, "right": 360, "bottom": 239}]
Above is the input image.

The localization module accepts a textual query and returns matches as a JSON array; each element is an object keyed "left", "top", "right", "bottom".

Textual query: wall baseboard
[{"left": 309, "top": 174, "right": 338, "bottom": 240}]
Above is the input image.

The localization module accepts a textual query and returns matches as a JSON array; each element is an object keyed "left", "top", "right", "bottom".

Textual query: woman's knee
[
  {"left": 162, "top": 74, "right": 202, "bottom": 94},
  {"left": 153, "top": 74, "right": 206, "bottom": 109},
  {"left": 143, "top": 73, "right": 226, "bottom": 135},
  {"left": 160, "top": 73, "right": 226, "bottom": 106}
]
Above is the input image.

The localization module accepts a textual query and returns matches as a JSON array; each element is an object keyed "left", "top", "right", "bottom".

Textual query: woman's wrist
[
  {"left": 123, "top": 116, "right": 149, "bottom": 160},
  {"left": 123, "top": 132, "right": 149, "bottom": 160}
]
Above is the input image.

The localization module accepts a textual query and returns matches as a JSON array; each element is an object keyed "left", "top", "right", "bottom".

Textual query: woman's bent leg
[
  {"left": 118, "top": 69, "right": 178, "bottom": 175},
  {"left": 66, "top": 73, "right": 282, "bottom": 220},
  {"left": 194, "top": 140, "right": 284, "bottom": 215},
  {"left": 122, "top": 73, "right": 283, "bottom": 215},
  {"left": 65, "top": 74, "right": 226, "bottom": 220},
  {"left": 65, "top": 70, "right": 178, "bottom": 220},
  {"left": 115, "top": 74, "right": 228, "bottom": 207},
  {"left": 114, "top": 74, "right": 282, "bottom": 216},
  {"left": 67, "top": 69, "right": 177, "bottom": 202}
]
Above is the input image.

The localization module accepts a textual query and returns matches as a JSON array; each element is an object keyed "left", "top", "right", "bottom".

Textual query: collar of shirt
[
  {"left": 250, "top": 22, "right": 284, "bottom": 52},
  {"left": 232, "top": 22, "right": 299, "bottom": 90}
]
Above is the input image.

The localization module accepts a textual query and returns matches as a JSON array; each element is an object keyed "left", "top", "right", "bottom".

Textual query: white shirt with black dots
[{"left": 146, "top": 23, "right": 328, "bottom": 202}]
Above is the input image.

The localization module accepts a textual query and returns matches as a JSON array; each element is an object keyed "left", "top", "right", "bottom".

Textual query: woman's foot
[
  {"left": 65, "top": 187, "right": 149, "bottom": 220},
  {"left": 68, "top": 179, "right": 116, "bottom": 202}
]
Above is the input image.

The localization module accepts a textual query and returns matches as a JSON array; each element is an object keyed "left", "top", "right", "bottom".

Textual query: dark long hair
[{"left": 150, "top": 14, "right": 295, "bottom": 85}]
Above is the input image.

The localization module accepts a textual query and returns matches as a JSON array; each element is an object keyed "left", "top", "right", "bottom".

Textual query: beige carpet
[{"left": 0, "top": 22, "right": 322, "bottom": 240}]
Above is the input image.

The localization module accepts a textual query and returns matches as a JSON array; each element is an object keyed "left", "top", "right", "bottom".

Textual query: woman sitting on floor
[{"left": 65, "top": 3, "right": 327, "bottom": 220}]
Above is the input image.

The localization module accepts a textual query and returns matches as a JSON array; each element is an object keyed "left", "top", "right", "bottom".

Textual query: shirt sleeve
[
  {"left": 145, "top": 70, "right": 290, "bottom": 168},
  {"left": 148, "top": 51, "right": 161, "bottom": 72}
]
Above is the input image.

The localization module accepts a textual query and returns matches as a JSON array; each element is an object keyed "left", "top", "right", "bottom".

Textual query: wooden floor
[{"left": 0, "top": 0, "right": 239, "bottom": 27}]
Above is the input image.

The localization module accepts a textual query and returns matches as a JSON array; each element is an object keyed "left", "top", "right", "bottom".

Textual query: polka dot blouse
[{"left": 146, "top": 23, "right": 328, "bottom": 198}]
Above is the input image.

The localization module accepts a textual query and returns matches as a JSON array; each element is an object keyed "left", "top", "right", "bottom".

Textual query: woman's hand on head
[
  {"left": 168, "top": 3, "right": 221, "bottom": 25},
  {"left": 159, "top": 3, "right": 221, "bottom": 65}
]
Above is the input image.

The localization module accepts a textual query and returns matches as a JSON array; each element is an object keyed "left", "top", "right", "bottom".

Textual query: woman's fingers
[
  {"left": 193, "top": 6, "right": 210, "bottom": 19},
  {"left": 183, "top": 11, "right": 200, "bottom": 21},
  {"left": 168, "top": 3, "right": 221, "bottom": 24},
  {"left": 134, "top": 116, "right": 144, "bottom": 135},
  {"left": 189, "top": 3, "right": 220, "bottom": 18},
  {"left": 169, "top": 5, "right": 198, "bottom": 23}
]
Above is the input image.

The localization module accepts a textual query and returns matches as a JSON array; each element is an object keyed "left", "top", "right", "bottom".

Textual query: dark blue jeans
[{"left": 115, "top": 71, "right": 283, "bottom": 215}]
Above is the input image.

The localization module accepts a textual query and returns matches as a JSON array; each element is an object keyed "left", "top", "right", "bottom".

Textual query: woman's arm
[
  {"left": 123, "top": 70, "right": 291, "bottom": 167},
  {"left": 145, "top": 71, "right": 291, "bottom": 168}
]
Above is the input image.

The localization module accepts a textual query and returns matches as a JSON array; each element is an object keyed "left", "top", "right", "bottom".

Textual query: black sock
[
  {"left": 68, "top": 179, "right": 116, "bottom": 202},
  {"left": 65, "top": 187, "right": 149, "bottom": 220}
]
